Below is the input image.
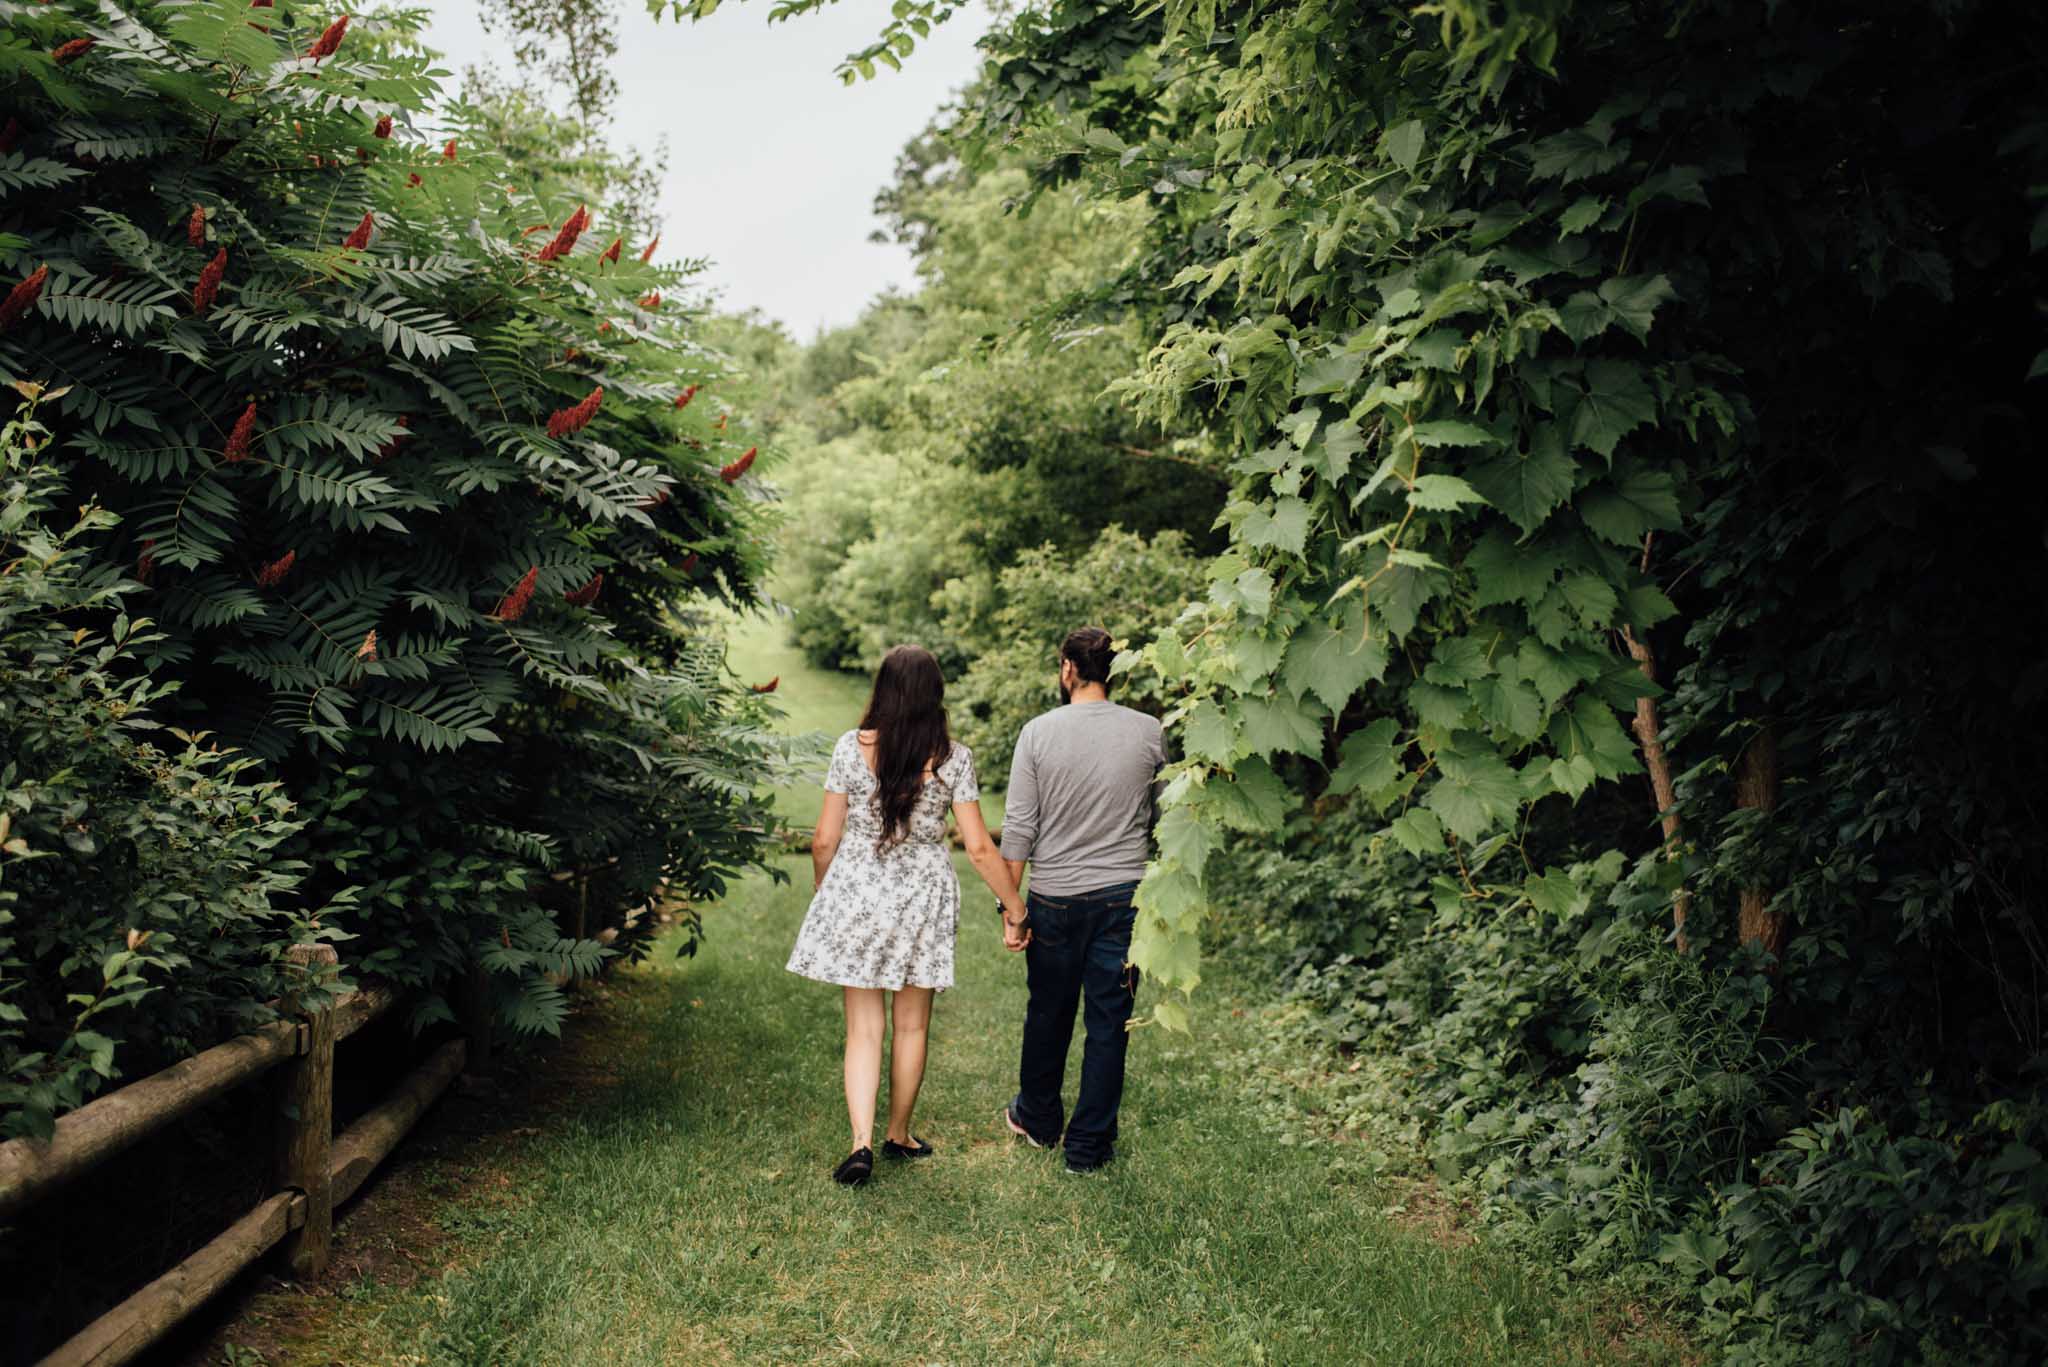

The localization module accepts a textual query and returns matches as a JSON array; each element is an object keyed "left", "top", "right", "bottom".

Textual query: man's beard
[{"left": 1059, "top": 680, "right": 1071, "bottom": 705}]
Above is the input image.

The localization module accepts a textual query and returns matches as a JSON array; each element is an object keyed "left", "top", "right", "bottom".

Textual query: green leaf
[
  {"left": 1327, "top": 717, "right": 1403, "bottom": 797},
  {"left": 1156, "top": 803, "right": 1217, "bottom": 880},
  {"left": 1547, "top": 753, "right": 1599, "bottom": 799},
  {"left": 1381, "top": 119, "right": 1425, "bottom": 170},
  {"left": 1548, "top": 694, "right": 1642, "bottom": 781},
  {"left": 1241, "top": 497, "right": 1311, "bottom": 556},
  {"left": 1309, "top": 419, "right": 1365, "bottom": 484},
  {"left": 1524, "top": 868, "right": 1590, "bottom": 918},
  {"left": 1386, "top": 807, "right": 1443, "bottom": 855},
  {"left": 1567, "top": 360, "right": 1657, "bottom": 460},
  {"left": 1630, "top": 165, "right": 1710, "bottom": 209},
  {"left": 1240, "top": 692, "right": 1326, "bottom": 758},
  {"left": 72, "top": 1030, "right": 118, "bottom": 1077},
  {"left": 1183, "top": 700, "right": 1239, "bottom": 763},
  {"left": 1410, "top": 419, "right": 1496, "bottom": 448},
  {"left": 1407, "top": 328, "right": 1464, "bottom": 370},
  {"left": 1467, "top": 529, "right": 1561, "bottom": 608},
  {"left": 1423, "top": 634, "right": 1495, "bottom": 687},
  {"left": 1468, "top": 426, "right": 1578, "bottom": 534},
  {"left": 1527, "top": 126, "right": 1630, "bottom": 184},
  {"left": 1558, "top": 195, "right": 1607, "bottom": 235},
  {"left": 1282, "top": 603, "right": 1387, "bottom": 712},
  {"left": 1296, "top": 350, "right": 1365, "bottom": 396},
  {"left": 1558, "top": 573, "right": 1619, "bottom": 628},
  {"left": 1424, "top": 745, "right": 1523, "bottom": 841},
  {"left": 1408, "top": 680, "right": 1470, "bottom": 730},
  {"left": 1623, "top": 582, "right": 1678, "bottom": 628},
  {"left": 1558, "top": 291, "right": 1614, "bottom": 344},
  {"left": 1578, "top": 466, "right": 1682, "bottom": 545},
  {"left": 1473, "top": 670, "right": 1545, "bottom": 740},
  {"left": 1599, "top": 274, "right": 1676, "bottom": 342},
  {"left": 1517, "top": 638, "right": 1595, "bottom": 707},
  {"left": 1227, "top": 629, "right": 1290, "bottom": 689},
  {"left": 1235, "top": 567, "right": 1275, "bottom": 618},
  {"left": 1407, "top": 474, "right": 1488, "bottom": 512},
  {"left": 1208, "top": 756, "right": 1293, "bottom": 832},
  {"left": 1374, "top": 561, "right": 1440, "bottom": 641}
]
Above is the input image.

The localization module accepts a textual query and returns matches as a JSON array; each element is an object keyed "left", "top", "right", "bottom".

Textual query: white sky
[{"left": 418, "top": 2, "right": 992, "bottom": 339}]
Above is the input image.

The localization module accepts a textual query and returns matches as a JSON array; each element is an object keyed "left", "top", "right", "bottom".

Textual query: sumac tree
[{"left": 0, "top": 1, "right": 787, "bottom": 1117}]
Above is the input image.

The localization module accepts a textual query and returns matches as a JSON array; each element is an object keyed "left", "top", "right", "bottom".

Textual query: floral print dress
[{"left": 786, "top": 730, "right": 978, "bottom": 991}]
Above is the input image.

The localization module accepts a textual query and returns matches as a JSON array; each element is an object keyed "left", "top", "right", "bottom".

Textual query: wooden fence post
[{"left": 273, "top": 943, "right": 336, "bottom": 1281}]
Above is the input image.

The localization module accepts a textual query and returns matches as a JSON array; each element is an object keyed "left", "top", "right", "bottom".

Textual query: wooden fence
[{"left": 0, "top": 946, "right": 481, "bottom": 1367}]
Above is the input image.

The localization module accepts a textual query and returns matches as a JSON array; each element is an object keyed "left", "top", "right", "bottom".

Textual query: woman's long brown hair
[{"left": 858, "top": 644, "right": 952, "bottom": 852}]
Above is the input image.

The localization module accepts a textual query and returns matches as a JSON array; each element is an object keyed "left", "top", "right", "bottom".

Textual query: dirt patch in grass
[
  {"left": 165, "top": 977, "right": 644, "bottom": 1367},
  {"left": 1376, "top": 1172, "right": 1480, "bottom": 1248}
]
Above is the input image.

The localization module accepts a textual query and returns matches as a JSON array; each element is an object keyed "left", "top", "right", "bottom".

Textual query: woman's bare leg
[
  {"left": 843, "top": 987, "right": 886, "bottom": 1151},
  {"left": 885, "top": 986, "right": 936, "bottom": 1145}
]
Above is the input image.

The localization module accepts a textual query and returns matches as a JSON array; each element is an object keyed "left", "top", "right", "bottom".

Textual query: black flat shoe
[
  {"left": 881, "top": 1136, "right": 935, "bottom": 1160},
  {"left": 832, "top": 1146, "right": 874, "bottom": 1185}
]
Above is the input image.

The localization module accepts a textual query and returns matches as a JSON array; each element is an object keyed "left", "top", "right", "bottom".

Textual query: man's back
[{"left": 999, "top": 700, "right": 1164, "bottom": 896}]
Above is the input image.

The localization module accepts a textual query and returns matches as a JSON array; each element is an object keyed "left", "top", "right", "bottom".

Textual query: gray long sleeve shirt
[{"left": 999, "top": 701, "right": 1166, "bottom": 895}]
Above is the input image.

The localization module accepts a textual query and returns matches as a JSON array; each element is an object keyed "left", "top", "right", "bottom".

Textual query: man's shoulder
[
  {"left": 1026, "top": 703, "right": 1161, "bottom": 743},
  {"left": 1100, "top": 702, "right": 1163, "bottom": 738}
]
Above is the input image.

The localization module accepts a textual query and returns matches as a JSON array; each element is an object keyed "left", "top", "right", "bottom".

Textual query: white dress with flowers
[{"left": 786, "top": 730, "right": 978, "bottom": 991}]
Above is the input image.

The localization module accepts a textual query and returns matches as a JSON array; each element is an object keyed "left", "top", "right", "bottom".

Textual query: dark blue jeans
[{"left": 1009, "top": 881, "right": 1140, "bottom": 1168}]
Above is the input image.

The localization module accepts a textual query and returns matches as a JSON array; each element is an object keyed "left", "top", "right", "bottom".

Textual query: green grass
[
  {"left": 290, "top": 853, "right": 1688, "bottom": 1366},
  {"left": 253, "top": 625, "right": 1687, "bottom": 1365}
]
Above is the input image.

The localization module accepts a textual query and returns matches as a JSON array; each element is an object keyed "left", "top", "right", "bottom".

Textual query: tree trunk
[
  {"left": 1735, "top": 722, "right": 1784, "bottom": 960},
  {"left": 1624, "top": 626, "right": 1691, "bottom": 952}
]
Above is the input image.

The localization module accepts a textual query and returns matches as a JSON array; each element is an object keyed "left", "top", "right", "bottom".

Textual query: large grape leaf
[
  {"left": 1567, "top": 360, "right": 1657, "bottom": 459},
  {"left": 1467, "top": 528, "right": 1563, "bottom": 607},
  {"left": 1579, "top": 465, "right": 1682, "bottom": 545},
  {"left": 1206, "top": 755, "right": 1293, "bottom": 831},
  {"left": 1424, "top": 745, "right": 1524, "bottom": 840},
  {"left": 1240, "top": 691, "right": 1325, "bottom": 757},
  {"left": 1327, "top": 716, "right": 1404, "bottom": 797},
  {"left": 1282, "top": 602, "right": 1387, "bottom": 712},
  {"left": 1468, "top": 425, "right": 1578, "bottom": 533}
]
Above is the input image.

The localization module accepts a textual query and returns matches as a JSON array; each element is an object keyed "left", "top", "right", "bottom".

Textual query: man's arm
[{"left": 999, "top": 729, "right": 1039, "bottom": 866}]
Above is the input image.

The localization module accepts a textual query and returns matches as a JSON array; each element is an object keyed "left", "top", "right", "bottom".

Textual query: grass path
[
  {"left": 216, "top": 618, "right": 1685, "bottom": 1365},
  {"left": 287, "top": 858, "right": 1688, "bottom": 1366}
]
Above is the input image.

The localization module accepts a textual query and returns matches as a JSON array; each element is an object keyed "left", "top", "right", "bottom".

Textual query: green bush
[
  {"left": 0, "top": 3, "right": 786, "bottom": 1126},
  {"left": 771, "top": 434, "right": 979, "bottom": 674},
  {"left": 1, "top": 393, "right": 336, "bottom": 1138},
  {"left": 941, "top": 525, "right": 1204, "bottom": 775}
]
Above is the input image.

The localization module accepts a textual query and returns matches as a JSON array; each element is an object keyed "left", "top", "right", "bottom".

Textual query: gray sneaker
[{"left": 1002, "top": 1105, "right": 1050, "bottom": 1148}]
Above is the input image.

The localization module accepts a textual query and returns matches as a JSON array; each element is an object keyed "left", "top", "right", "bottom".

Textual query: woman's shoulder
[{"left": 944, "top": 739, "right": 973, "bottom": 769}]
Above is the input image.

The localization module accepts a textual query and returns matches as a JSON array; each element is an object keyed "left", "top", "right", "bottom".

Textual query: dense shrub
[
  {"left": 0, "top": 3, "right": 785, "bottom": 1128},
  {"left": 771, "top": 434, "right": 981, "bottom": 674},
  {"left": 932, "top": 0, "right": 2048, "bottom": 1355},
  {"left": 1221, "top": 792, "right": 2048, "bottom": 1362},
  {"left": 754, "top": 133, "right": 1227, "bottom": 686},
  {"left": 1, "top": 394, "right": 335, "bottom": 1137}
]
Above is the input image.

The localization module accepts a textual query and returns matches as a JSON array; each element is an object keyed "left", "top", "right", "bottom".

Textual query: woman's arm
[
  {"left": 954, "top": 800, "right": 1028, "bottom": 943},
  {"left": 811, "top": 791, "right": 847, "bottom": 891}
]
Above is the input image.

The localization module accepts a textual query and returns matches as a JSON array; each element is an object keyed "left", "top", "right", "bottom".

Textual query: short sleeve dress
[{"left": 785, "top": 730, "right": 980, "bottom": 991}]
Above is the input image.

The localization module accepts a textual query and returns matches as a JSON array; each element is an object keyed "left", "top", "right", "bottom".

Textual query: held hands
[{"left": 998, "top": 899, "right": 1031, "bottom": 952}]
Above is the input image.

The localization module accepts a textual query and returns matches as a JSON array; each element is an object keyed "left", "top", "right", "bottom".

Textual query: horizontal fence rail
[{"left": 1, "top": 947, "right": 480, "bottom": 1367}]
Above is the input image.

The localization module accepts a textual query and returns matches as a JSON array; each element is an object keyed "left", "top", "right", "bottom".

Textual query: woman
[{"left": 786, "top": 644, "right": 1029, "bottom": 1186}]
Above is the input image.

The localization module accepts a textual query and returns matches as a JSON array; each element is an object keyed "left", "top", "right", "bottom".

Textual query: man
[{"left": 998, "top": 626, "right": 1166, "bottom": 1174}]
